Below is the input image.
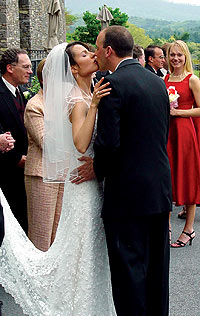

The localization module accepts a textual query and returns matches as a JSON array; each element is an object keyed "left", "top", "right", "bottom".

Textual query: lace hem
[{"left": 0, "top": 181, "right": 116, "bottom": 316}]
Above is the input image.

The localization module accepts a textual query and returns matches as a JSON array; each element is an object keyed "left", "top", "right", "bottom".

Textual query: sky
[
  {"left": 167, "top": 0, "right": 200, "bottom": 4},
  {"left": 65, "top": 0, "right": 200, "bottom": 19}
]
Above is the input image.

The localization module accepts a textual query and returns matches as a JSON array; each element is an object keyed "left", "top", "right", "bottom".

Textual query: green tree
[
  {"left": 65, "top": 9, "right": 78, "bottom": 42},
  {"left": 127, "top": 22, "right": 152, "bottom": 47},
  {"left": 65, "top": 9, "right": 77, "bottom": 29},
  {"left": 168, "top": 35, "right": 176, "bottom": 43},
  {"left": 73, "top": 7, "right": 129, "bottom": 45},
  {"left": 109, "top": 7, "right": 128, "bottom": 26},
  {"left": 187, "top": 41, "right": 200, "bottom": 55},
  {"left": 73, "top": 11, "right": 101, "bottom": 44},
  {"left": 174, "top": 32, "right": 190, "bottom": 42},
  {"left": 151, "top": 37, "right": 166, "bottom": 46}
]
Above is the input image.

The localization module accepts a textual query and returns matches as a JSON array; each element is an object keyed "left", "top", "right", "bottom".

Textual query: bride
[{"left": 0, "top": 42, "right": 116, "bottom": 316}]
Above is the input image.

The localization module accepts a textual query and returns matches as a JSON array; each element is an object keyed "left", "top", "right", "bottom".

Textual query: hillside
[
  {"left": 129, "top": 17, "right": 200, "bottom": 42},
  {"left": 68, "top": 13, "right": 200, "bottom": 43},
  {"left": 65, "top": 0, "right": 200, "bottom": 21}
]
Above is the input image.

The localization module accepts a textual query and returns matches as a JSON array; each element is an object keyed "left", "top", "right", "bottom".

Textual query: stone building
[{"left": 0, "top": 0, "right": 66, "bottom": 59}]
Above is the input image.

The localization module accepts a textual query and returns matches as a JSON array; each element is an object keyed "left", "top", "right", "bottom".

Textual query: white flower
[
  {"left": 23, "top": 91, "right": 30, "bottom": 99},
  {"left": 167, "top": 86, "right": 180, "bottom": 102},
  {"left": 167, "top": 86, "right": 180, "bottom": 108}
]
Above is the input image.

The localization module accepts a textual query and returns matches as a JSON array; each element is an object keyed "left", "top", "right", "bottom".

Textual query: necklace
[
  {"left": 170, "top": 72, "right": 187, "bottom": 80},
  {"left": 80, "top": 88, "right": 92, "bottom": 99}
]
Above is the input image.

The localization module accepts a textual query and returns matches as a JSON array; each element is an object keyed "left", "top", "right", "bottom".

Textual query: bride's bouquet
[{"left": 167, "top": 86, "right": 180, "bottom": 109}]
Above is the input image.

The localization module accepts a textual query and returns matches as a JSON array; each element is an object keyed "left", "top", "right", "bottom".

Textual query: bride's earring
[{"left": 76, "top": 73, "right": 79, "bottom": 79}]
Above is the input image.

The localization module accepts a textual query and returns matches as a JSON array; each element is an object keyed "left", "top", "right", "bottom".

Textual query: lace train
[{"left": 0, "top": 178, "right": 116, "bottom": 316}]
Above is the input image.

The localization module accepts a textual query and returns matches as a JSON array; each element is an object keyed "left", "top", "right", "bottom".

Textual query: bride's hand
[{"left": 91, "top": 77, "right": 111, "bottom": 108}]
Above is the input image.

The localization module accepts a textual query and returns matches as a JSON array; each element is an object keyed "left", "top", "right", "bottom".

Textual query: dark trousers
[
  {"left": 0, "top": 203, "right": 4, "bottom": 246},
  {"left": 0, "top": 167, "right": 27, "bottom": 234},
  {"left": 103, "top": 212, "right": 170, "bottom": 316}
]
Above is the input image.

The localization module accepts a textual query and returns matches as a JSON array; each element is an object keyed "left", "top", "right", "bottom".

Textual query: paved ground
[
  {"left": 169, "top": 206, "right": 200, "bottom": 316},
  {"left": 0, "top": 206, "right": 200, "bottom": 316}
]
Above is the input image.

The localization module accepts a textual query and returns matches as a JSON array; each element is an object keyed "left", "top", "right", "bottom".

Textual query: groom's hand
[{"left": 70, "top": 156, "right": 96, "bottom": 184}]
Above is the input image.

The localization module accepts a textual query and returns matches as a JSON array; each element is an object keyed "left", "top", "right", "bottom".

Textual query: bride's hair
[{"left": 65, "top": 41, "right": 90, "bottom": 66}]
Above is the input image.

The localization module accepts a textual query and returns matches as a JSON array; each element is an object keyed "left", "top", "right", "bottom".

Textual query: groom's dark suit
[
  {"left": 0, "top": 77, "right": 28, "bottom": 233},
  {"left": 94, "top": 59, "right": 172, "bottom": 316}
]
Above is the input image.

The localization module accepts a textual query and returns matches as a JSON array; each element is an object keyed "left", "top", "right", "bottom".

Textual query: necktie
[
  {"left": 15, "top": 88, "right": 22, "bottom": 103},
  {"left": 15, "top": 88, "right": 25, "bottom": 123}
]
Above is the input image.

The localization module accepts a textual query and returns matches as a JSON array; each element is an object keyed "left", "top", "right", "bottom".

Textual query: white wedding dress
[{"left": 0, "top": 121, "right": 116, "bottom": 316}]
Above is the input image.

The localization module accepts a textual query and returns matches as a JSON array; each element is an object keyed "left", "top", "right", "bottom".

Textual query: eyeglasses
[
  {"left": 153, "top": 56, "right": 165, "bottom": 60},
  {"left": 11, "top": 63, "right": 32, "bottom": 70}
]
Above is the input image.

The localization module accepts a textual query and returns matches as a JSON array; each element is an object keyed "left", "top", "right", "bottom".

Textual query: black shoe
[
  {"left": 171, "top": 231, "right": 195, "bottom": 248},
  {"left": 177, "top": 207, "right": 187, "bottom": 219}
]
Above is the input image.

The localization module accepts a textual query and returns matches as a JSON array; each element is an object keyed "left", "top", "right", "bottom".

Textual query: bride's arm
[
  {"left": 71, "top": 101, "right": 97, "bottom": 154},
  {"left": 71, "top": 79, "right": 111, "bottom": 154}
]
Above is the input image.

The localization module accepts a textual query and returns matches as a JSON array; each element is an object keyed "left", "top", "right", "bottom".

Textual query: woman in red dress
[{"left": 165, "top": 40, "right": 200, "bottom": 247}]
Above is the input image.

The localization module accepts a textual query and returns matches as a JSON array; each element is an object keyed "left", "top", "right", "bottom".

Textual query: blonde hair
[
  {"left": 37, "top": 58, "right": 46, "bottom": 88},
  {"left": 168, "top": 40, "right": 193, "bottom": 74}
]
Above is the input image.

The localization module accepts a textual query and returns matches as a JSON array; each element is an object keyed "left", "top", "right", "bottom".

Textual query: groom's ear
[{"left": 105, "top": 46, "right": 112, "bottom": 58}]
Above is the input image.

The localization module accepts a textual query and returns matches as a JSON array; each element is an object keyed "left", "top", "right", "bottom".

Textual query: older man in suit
[
  {"left": 94, "top": 26, "right": 172, "bottom": 316},
  {"left": 0, "top": 48, "right": 32, "bottom": 233}
]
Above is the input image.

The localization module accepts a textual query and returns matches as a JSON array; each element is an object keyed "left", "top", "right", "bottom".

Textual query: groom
[{"left": 93, "top": 26, "right": 172, "bottom": 316}]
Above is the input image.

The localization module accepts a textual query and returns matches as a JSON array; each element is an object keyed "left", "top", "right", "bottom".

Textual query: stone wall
[
  {"left": 0, "top": 0, "right": 7, "bottom": 52},
  {"left": 7, "top": 0, "right": 21, "bottom": 48},
  {"left": 0, "top": 0, "right": 20, "bottom": 54},
  {"left": 19, "top": 0, "right": 31, "bottom": 50},
  {"left": 0, "top": 0, "right": 66, "bottom": 56},
  {"left": 28, "top": 0, "right": 66, "bottom": 50}
]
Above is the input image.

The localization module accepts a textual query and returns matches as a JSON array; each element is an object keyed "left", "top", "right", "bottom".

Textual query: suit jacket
[
  {"left": 145, "top": 63, "right": 164, "bottom": 77},
  {"left": 0, "top": 78, "right": 28, "bottom": 232},
  {"left": 93, "top": 59, "right": 172, "bottom": 220},
  {"left": 0, "top": 77, "right": 28, "bottom": 171},
  {"left": 24, "top": 89, "right": 44, "bottom": 177},
  {"left": 95, "top": 70, "right": 110, "bottom": 81}
]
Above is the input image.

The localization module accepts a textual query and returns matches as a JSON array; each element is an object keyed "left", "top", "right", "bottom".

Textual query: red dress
[
  {"left": 192, "top": 116, "right": 200, "bottom": 150},
  {"left": 165, "top": 74, "right": 200, "bottom": 205}
]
